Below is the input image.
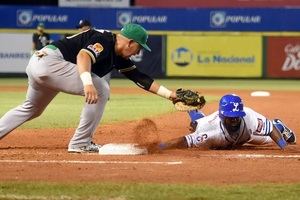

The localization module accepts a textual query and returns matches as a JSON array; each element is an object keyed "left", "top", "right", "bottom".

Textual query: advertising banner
[
  {"left": 266, "top": 37, "right": 300, "bottom": 78},
  {"left": 0, "top": 33, "right": 31, "bottom": 73},
  {"left": 135, "top": 0, "right": 300, "bottom": 8},
  {"left": 2, "top": 6, "right": 300, "bottom": 31},
  {"left": 112, "top": 35, "right": 164, "bottom": 78},
  {"left": 59, "top": 0, "right": 130, "bottom": 8},
  {"left": 0, "top": 33, "right": 163, "bottom": 75},
  {"left": 167, "top": 36, "right": 262, "bottom": 77}
]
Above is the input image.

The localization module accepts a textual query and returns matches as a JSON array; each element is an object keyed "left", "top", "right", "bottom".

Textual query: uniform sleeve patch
[
  {"left": 87, "top": 43, "right": 104, "bottom": 57},
  {"left": 256, "top": 118, "right": 263, "bottom": 133}
]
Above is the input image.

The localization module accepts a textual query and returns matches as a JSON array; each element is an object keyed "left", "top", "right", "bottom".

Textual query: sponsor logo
[
  {"left": 282, "top": 44, "right": 300, "bottom": 71},
  {"left": 117, "top": 11, "right": 132, "bottom": 27},
  {"left": 171, "top": 47, "right": 193, "bottom": 67},
  {"left": 172, "top": 47, "right": 255, "bottom": 67},
  {"left": 210, "top": 11, "right": 261, "bottom": 28},
  {"left": 87, "top": 43, "right": 104, "bottom": 57},
  {"left": 16, "top": 9, "right": 68, "bottom": 27},
  {"left": 116, "top": 11, "right": 167, "bottom": 27},
  {"left": 198, "top": 54, "right": 255, "bottom": 64},
  {"left": 210, "top": 11, "right": 226, "bottom": 28},
  {"left": 17, "top": 10, "right": 33, "bottom": 26}
]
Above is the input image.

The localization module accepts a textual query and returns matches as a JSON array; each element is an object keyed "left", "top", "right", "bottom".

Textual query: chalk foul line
[
  {"left": 0, "top": 159, "right": 182, "bottom": 165},
  {"left": 199, "top": 154, "right": 300, "bottom": 159},
  {"left": 0, "top": 154, "right": 299, "bottom": 165}
]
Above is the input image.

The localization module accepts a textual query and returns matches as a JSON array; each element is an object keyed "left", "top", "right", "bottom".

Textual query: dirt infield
[{"left": 0, "top": 88, "right": 299, "bottom": 184}]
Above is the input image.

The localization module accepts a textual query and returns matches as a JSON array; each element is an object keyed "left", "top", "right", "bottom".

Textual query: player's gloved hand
[
  {"left": 173, "top": 88, "right": 206, "bottom": 111},
  {"left": 83, "top": 85, "right": 98, "bottom": 104}
]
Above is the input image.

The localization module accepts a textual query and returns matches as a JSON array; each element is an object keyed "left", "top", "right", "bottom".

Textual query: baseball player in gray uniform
[
  {"left": 151, "top": 94, "right": 296, "bottom": 152},
  {"left": 0, "top": 23, "right": 177, "bottom": 153}
]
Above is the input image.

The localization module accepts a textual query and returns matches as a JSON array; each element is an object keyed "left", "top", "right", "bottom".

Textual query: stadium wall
[
  {"left": 0, "top": 5, "right": 299, "bottom": 78},
  {"left": 135, "top": 0, "right": 300, "bottom": 8}
]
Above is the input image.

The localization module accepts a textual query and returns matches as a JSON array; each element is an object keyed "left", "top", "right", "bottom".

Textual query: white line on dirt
[
  {"left": 201, "top": 154, "right": 300, "bottom": 159},
  {"left": 0, "top": 159, "right": 182, "bottom": 165},
  {"left": 233, "top": 154, "right": 300, "bottom": 159}
]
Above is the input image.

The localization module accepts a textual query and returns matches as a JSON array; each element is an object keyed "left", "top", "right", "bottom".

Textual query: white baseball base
[
  {"left": 98, "top": 143, "right": 148, "bottom": 155},
  {"left": 250, "top": 91, "right": 271, "bottom": 97}
]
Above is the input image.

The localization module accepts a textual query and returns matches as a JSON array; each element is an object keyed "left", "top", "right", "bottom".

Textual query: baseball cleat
[
  {"left": 273, "top": 119, "right": 296, "bottom": 144},
  {"left": 68, "top": 142, "right": 102, "bottom": 153}
]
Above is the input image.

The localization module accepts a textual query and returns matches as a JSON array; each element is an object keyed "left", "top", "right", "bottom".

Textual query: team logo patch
[
  {"left": 87, "top": 43, "right": 104, "bottom": 57},
  {"left": 254, "top": 118, "right": 264, "bottom": 135},
  {"left": 232, "top": 102, "right": 240, "bottom": 111}
]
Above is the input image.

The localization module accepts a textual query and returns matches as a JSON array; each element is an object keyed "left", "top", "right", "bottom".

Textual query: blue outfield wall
[
  {"left": 1, "top": 6, "right": 300, "bottom": 78},
  {"left": 1, "top": 6, "right": 300, "bottom": 31}
]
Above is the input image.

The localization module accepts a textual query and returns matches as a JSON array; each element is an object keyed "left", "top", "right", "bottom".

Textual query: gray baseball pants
[{"left": 0, "top": 46, "right": 110, "bottom": 149}]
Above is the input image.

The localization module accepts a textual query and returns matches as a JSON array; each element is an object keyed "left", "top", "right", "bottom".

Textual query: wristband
[
  {"left": 157, "top": 85, "right": 172, "bottom": 99},
  {"left": 277, "top": 138, "right": 287, "bottom": 149},
  {"left": 80, "top": 71, "right": 93, "bottom": 86},
  {"left": 158, "top": 143, "right": 167, "bottom": 150}
]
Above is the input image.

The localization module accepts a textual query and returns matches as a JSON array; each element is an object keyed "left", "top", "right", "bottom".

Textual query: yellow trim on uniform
[
  {"left": 118, "top": 65, "right": 137, "bottom": 73},
  {"left": 80, "top": 49, "right": 96, "bottom": 64}
]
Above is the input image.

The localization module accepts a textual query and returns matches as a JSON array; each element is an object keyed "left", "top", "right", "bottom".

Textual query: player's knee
[
  {"left": 29, "top": 107, "right": 46, "bottom": 119},
  {"left": 32, "top": 108, "right": 45, "bottom": 118},
  {"left": 21, "top": 101, "right": 45, "bottom": 119},
  {"left": 94, "top": 78, "right": 110, "bottom": 101},
  {"left": 99, "top": 84, "right": 110, "bottom": 101}
]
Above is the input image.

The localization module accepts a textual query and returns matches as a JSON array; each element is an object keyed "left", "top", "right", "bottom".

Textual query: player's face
[
  {"left": 121, "top": 40, "right": 141, "bottom": 59},
  {"left": 223, "top": 116, "right": 241, "bottom": 131}
]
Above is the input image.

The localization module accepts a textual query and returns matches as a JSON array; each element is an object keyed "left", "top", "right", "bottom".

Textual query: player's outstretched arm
[
  {"left": 122, "top": 68, "right": 176, "bottom": 100},
  {"left": 122, "top": 68, "right": 205, "bottom": 110},
  {"left": 148, "top": 81, "right": 176, "bottom": 100},
  {"left": 146, "top": 137, "right": 188, "bottom": 153},
  {"left": 159, "top": 137, "right": 189, "bottom": 149}
]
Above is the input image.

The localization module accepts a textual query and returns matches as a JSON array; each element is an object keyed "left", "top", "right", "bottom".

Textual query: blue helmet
[{"left": 219, "top": 94, "right": 246, "bottom": 118}]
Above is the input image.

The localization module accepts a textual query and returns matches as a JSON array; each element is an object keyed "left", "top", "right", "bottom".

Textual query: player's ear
[{"left": 128, "top": 39, "right": 134, "bottom": 47}]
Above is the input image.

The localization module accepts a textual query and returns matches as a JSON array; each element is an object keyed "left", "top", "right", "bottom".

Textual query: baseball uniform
[
  {"left": 0, "top": 28, "right": 155, "bottom": 151},
  {"left": 185, "top": 107, "right": 273, "bottom": 149}
]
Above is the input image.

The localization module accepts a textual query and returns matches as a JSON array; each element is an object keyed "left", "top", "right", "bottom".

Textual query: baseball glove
[{"left": 173, "top": 88, "right": 206, "bottom": 111}]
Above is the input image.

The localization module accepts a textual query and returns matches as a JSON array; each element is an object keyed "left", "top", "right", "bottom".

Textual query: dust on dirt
[{"left": 133, "top": 118, "right": 161, "bottom": 149}]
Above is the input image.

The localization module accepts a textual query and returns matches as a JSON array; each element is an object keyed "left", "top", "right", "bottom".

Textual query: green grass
[
  {"left": 1, "top": 78, "right": 300, "bottom": 89},
  {"left": 1, "top": 78, "right": 299, "bottom": 129},
  {"left": 0, "top": 78, "right": 299, "bottom": 197},
  {"left": 0, "top": 92, "right": 183, "bottom": 128},
  {"left": 0, "top": 78, "right": 220, "bottom": 129},
  {"left": 0, "top": 182, "right": 299, "bottom": 200},
  {"left": 112, "top": 78, "right": 300, "bottom": 90},
  {"left": 0, "top": 78, "right": 28, "bottom": 86},
  {"left": 1, "top": 78, "right": 299, "bottom": 128}
]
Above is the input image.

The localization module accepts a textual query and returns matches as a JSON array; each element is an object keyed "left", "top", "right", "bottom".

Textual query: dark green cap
[{"left": 121, "top": 23, "right": 151, "bottom": 52}]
